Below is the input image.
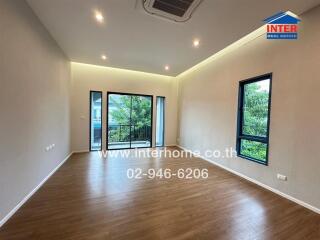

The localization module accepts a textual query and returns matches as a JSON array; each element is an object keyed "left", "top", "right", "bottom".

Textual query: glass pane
[
  {"left": 240, "top": 139, "right": 267, "bottom": 162},
  {"left": 242, "top": 79, "right": 270, "bottom": 137},
  {"left": 156, "top": 97, "right": 165, "bottom": 147},
  {"left": 108, "top": 94, "right": 152, "bottom": 149},
  {"left": 90, "top": 92, "right": 102, "bottom": 151},
  {"left": 131, "top": 95, "right": 152, "bottom": 148},
  {"left": 108, "top": 94, "right": 131, "bottom": 149}
]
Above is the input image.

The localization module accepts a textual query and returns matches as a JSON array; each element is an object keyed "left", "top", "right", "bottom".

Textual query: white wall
[
  {"left": 71, "top": 63, "right": 178, "bottom": 151},
  {"left": 0, "top": 0, "right": 71, "bottom": 222},
  {"left": 177, "top": 6, "right": 320, "bottom": 209}
]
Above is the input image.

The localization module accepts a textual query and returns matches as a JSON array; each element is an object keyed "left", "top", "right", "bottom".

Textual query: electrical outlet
[
  {"left": 45, "top": 144, "right": 55, "bottom": 152},
  {"left": 277, "top": 174, "right": 287, "bottom": 181}
]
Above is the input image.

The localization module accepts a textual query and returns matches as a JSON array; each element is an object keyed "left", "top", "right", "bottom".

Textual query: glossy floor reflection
[
  {"left": 108, "top": 141, "right": 151, "bottom": 149},
  {"left": 0, "top": 147, "right": 319, "bottom": 240}
]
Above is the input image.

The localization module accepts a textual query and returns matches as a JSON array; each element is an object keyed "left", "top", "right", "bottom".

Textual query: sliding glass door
[
  {"left": 107, "top": 92, "right": 153, "bottom": 150},
  {"left": 130, "top": 95, "right": 153, "bottom": 148},
  {"left": 90, "top": 91, "right": 102, "bottom": 151},
  {"left": 156, "top": 97, "right": 165, "bottom": 147}
]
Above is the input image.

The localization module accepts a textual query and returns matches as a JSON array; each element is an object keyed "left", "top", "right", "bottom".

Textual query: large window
[
  {"left": 107, "top": 92, "right": 153, "bottom": 150},
  {"left": 156, "top": 96, "right": 165, "bottom": 147},
  {"left": 236, "top": 73, "right": 272, "bottom": 165},
  {"left": 90, "top": 91, "right": 102, "bottom": 151}
]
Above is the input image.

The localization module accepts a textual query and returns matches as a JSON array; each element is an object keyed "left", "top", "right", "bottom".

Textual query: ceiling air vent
[{"left": 142, "top": 0, "right": 202, "bottom": 22}]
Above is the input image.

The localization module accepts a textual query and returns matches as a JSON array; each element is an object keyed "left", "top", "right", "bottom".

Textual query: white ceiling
[{"left": 27, "top": 0, "right": 320, "bottom": 76}]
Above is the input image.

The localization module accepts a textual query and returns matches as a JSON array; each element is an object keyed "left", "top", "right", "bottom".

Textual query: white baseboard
[
  {"left": 176, "top": 145, "right": 320, "bottom": 215},
  {"left": 0, "top": 152, "right": 73, "bottom": 228}
]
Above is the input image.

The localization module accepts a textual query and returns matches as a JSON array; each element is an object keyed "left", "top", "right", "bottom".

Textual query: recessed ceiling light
[
  {"left": 193, "top": 39, "right": 200, "bottom": 47},
  {"left": 101, "top": 55, "right": 107, "bottom": 60},
  {"left": 95, "top": 11, "right": 104, "bottom": 23},
  {"left": 165, "top": 65, "right": 170, "bottom": 71}
]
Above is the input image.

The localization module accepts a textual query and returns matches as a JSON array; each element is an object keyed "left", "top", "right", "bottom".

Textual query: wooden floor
[{"left": 0, "top": 147, "right": 319, "bottom": 240}]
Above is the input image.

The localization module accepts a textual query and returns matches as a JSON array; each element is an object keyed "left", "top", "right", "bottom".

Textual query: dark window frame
[
  {"left": 236, "top": 73, "right": 273, "bottom": 165},
  {"left": 106, "top": 91, "right": 154, "bottom": 150},
  {"left": 155, "top": 96, "right": 165, "bottom": 147},
  {"left": 89, "top": 91, "right": 103, "bottom": 151}
]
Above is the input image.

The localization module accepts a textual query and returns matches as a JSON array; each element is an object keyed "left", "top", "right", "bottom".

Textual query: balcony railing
[{"left": 108, "top": 124, "right": 151, "bottom": 143}]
